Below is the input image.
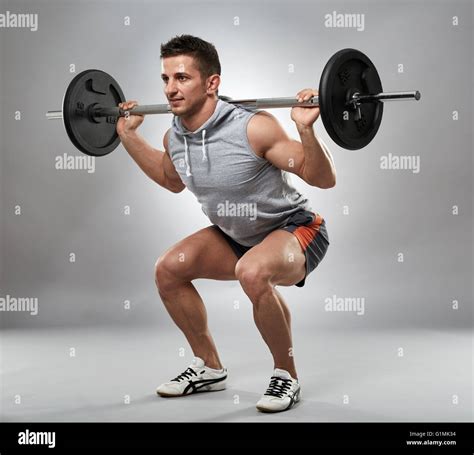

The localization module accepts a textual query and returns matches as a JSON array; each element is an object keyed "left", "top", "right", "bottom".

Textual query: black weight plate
[
  {"left": 319, "top": 49, "right": 383, "bottom": 150},
  {"left": 63, "top": 70, "right": 125, "bottom": 156}
]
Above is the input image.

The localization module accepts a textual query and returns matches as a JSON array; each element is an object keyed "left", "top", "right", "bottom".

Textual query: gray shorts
[{"left": 211, "top": 210, "right": 330, "bottom": 287}]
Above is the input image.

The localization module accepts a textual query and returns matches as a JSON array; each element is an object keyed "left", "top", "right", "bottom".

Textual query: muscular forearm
[
  {"left": 297, "top": 125, "right": 336, "bottom": 188},
  {"left": 119, "top": 131, "right": 167, "bottom": 187}
]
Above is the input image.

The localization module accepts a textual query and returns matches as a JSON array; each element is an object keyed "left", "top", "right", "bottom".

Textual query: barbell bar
[
  {"left": 47, "top": 91, "right": 419, "bottom": 120},
  {"left": 46, "top": 48, "right": 421, "bottom": 156}
]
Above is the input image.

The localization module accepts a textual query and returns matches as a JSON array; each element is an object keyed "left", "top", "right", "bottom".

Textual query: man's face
[{"left": 161, "top": 55, "right": 209, "bottom": 117}]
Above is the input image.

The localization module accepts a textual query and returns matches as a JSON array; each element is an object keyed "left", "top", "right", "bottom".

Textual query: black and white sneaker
[
  {"left": 156, "top": 356, "right": 227, "bottom": 397},
  {"left": 256, "top": 368, "right": 301, "bottom": 412}
]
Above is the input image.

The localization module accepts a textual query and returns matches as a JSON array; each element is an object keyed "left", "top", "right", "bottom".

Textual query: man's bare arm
[
  {"left": 247, "top": 112, "right": 336, "bottom": 188},
  {"left": 115, "top": 98, "right": 185, "bottom": 194},
  {"left": 120, "top": 130, "right": 184, "bottom": 193},
  {"left": 162, "top": 130, "right": 186, "bottom": 193}
]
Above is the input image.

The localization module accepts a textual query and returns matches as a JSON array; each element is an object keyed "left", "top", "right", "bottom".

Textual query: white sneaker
[
  {"left": 256, "top": 368, "right": 301, "bottom": 412},
  {"left": 156, "top": 357, "right": 227, "bottom": 397}
]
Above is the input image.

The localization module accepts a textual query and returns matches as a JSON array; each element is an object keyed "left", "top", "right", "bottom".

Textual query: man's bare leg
[
  {"left": 157, "top": 279, "right": 223, "bottom": 369},
  {"left": 252, "top": 288, "right": 292, "bottom": 360},
  {"left": 236, "top": 230, "right": 306, "bottom": 380},
  {"left": 155, "top": 226, "right": 238, "bottom": 370}
]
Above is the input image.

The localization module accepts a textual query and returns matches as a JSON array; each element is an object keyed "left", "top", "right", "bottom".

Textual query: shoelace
[
  {"left": 171, "top": 367, "right": 198, "bottom": 383},
  {"left": 264, "top": 376, "right": 292, "bottom": 398}
]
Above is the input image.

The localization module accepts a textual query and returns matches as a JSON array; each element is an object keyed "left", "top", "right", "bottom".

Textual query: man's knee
[
  {"left": 235, "top": 259, "right": 273, "bottom": 300},
  {"left": 154, "top": 249, "right": 195, "bottom": 293},
  {"left": 154, "top": 256, "right": 172, "bottom": 294}
]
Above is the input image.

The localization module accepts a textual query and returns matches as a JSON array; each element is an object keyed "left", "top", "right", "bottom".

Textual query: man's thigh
[
  {"left": 237, "top": 229, "right": 306, "bottom": 286},
  {"left": 158, "top": 226, "right": 238, "bottom": 281}
]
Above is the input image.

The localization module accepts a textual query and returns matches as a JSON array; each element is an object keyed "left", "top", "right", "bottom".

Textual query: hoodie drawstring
[
  {"left": 184, "top": 129, "right": 207, "bottom": 177},
  {"left": 184, "top": 137, "right": 191, "bottom": 177},
  {"left": 202, "top": 129, "right": 207, "bottom": 162}
]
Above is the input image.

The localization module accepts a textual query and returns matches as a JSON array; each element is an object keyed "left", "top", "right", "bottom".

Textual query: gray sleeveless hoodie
[{"left": 168, "top": 99, "right": 311, "bottom": 246}]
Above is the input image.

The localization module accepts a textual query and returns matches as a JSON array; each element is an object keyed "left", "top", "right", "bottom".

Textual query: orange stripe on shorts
[{"left": 293, "top": 213, "right": 324, "bottom": 252}]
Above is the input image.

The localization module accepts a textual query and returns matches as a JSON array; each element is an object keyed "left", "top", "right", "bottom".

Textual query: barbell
[{"left": 46, "top": 48, "right": 421, "bottom": 156}]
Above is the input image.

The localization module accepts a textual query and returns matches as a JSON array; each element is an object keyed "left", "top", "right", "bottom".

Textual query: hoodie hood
[{"left": 171, "top": 99, "right": 245, "bottom": 177}]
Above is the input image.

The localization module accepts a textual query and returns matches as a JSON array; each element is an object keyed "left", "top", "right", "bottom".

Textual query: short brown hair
[{"left": 160, "top": 34, "right": 221, "bottom": 80}]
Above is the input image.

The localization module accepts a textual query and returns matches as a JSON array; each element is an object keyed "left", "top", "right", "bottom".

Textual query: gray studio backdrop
[{"left": 0, "top": 0, "right": 472, "bottom": 332}]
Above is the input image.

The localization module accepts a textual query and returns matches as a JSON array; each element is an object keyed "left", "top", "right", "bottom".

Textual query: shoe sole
[
  {"left": 256, "top": 392, "right": 301, "bottom": 413},
  {"left": 157, "top": 386, "right": 226, "bottom": 398}
]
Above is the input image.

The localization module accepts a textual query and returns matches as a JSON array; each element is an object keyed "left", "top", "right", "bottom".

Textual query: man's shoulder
[{"left": 247, "top": 112, "right": 286, "bottom": 158}]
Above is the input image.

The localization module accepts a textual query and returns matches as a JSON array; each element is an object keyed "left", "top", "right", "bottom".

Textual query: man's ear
[{"left": 206, "top": 74, "right": 221, "bottom": 96}]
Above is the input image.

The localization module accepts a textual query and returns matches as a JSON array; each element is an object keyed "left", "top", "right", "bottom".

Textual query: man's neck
[{"left": 181, "top": 98, "right": 218, "bottom": 132}]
